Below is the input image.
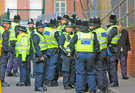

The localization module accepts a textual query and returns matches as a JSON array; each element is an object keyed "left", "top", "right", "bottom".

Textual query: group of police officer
[{"left": 0, "top": 13, "right": 120, "bottom": 93}]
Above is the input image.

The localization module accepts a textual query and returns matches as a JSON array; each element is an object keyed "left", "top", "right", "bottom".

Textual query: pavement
[
  {"left": 2, "top": 72, "right": 135, "bottom": 93},
  {"left": 2, "top": 76, "right": 76, "bottom": 93},
  {"left": 108, "top": 72, "right": 135, "bottom": 93}
]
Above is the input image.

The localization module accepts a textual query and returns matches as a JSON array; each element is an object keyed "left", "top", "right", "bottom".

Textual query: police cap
[
  {"left": 18, "top": 26, "right": 27, "bottom": 32},
  {"left": 3, "top": 19, "right": 12, "bottom": 25}
]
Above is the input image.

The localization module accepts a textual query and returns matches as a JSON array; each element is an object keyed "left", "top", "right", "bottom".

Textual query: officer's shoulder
[
  {"left": 92, "top": 31, "right": 96, "bottom": 34},
  {"left": 92, "top": 32, "right": 97, "bottom": 36},
  {"left": 112, "top": 27, "right": 117, "bottom": 29},
  {"left": 3, "top": 30, "right": 9, "bottom": 35},
  {"left": 60, "top": 34, "right": 66, "bottom": 37},
  {"left": 33, "top": 33, "right": 38, "bottom": 37}
]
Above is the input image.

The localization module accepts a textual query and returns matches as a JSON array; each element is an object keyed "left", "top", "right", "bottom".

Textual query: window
[
  {"left": 5, "top": 0, "right": 17, "bottom": 19},
  {"left": 55, "top": 0, "right": 66, "bottom": 16},
  {"left": 30, "top": 0, "right": 42, "bottom": 18}
]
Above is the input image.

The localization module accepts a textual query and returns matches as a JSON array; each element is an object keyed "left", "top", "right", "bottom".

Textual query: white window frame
[
  {"left": 5, "top": 0, "right": 17, "bottom": 19},
  {"left": 30, "top": 0, "right": 42, "bottom": 18},
  {"left": 55, "top": 0, "right": 66, "bottom": 16}
]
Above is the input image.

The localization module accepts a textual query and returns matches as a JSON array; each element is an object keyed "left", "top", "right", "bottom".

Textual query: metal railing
[
  {"left": 101, "top": 0, "right": 135, "bottom": 28},
  {"left": 37, "top": 11, "right": 110, "bottom": 21},
  {"left": 0, "top": 13, "right": 7, "bottom": 25}
]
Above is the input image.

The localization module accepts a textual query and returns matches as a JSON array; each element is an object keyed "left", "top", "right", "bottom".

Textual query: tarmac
[
  {"left": 108, "top": 72, "right": 135, "bottom": 93},
  {"left": 2, "top": 72, "right": 135, "bottom": 93}
]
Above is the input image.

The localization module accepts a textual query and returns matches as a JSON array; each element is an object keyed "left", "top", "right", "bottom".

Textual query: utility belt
[
  {"left": 51, "top": 48, "right": 59, "bottom": 55},
  {"left": 35, "top": 50, "right": 47, "bottom": 62},
  {"left": 10, "top": 40, "right": 17, "bottom": 47},
  {"left": 100, "top": 48, "right": 107, "bottom": 52},
  {"left": 35, "top": 54, "right": 47, "bottom": 63},
  {"left": 111, "top": 44, "right": 117, "bottom": 47},
  {"left": 62, "top": 52, "right": 74, "bottom": 56},
  {"left": 74, "top": 51, "right": 78, "bottom": 59},
  {"left": 108, "top": 44, "right": 117, "bottom": 53}
]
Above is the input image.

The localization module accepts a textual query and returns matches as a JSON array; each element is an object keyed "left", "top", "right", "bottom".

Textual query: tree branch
[{"left": 79, "top": 0, "right": 87, "bottom": 19}]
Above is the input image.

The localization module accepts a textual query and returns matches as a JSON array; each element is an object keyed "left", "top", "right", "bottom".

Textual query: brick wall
[
  {"left": 45, "top": 0, "right": 54, "bottom": 14},
  {"left": 0, "top": 0, "right": 5, "bottom": 15},
  {"left": 117, "top": 26, "right": 135, "bottom": 77},
  {"left": 67, "top": 0, "right": 87, "bottom": 20},
  {"left": 17, "top": 0, "right": 30, "bottom": 20}
]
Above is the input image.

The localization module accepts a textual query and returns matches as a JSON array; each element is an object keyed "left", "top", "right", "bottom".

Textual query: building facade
[{"left": 0, "top": 0, "right": 111, "bottom": 20}]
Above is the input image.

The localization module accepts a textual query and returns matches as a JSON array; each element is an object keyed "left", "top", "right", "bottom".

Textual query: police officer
[
  {"left": 56, "top": 16, "right": 62, "bottom": 76},
  {"left": 32, "top": 21, "right": 47, "bottom": 91},
  {"left": 44, "top": 18, "right": 60, "bottom": 86},
  {"left": 69, "top": 20, "right": 99, "bottom": 93},
  {"left": 89, "top": 17, "right": 95, "bottom": 31},
  {"left": 92, "top": 17, "right": 108, "bottom": 93},
  {"left": 107, "top": 14, "right": 120, "bottom": 87},
  {"left": 59, "top": 21, "right": 76, "bottom": 90},
  {"left": 1, "top": 19, "right": 11, "bottom": 87},
  {"left": 56, "top": 16, "right": 62, "bottom": 28},
  {"left": 57, "top": 14, "right": 69, "bottom": 32},
  {"left": 7, "top": 15, "right": 21, "bottom": 77},
  {"left": 74, "top": 18, "right": 82, "bottom": 34},
  {"left": 82, "top": 18, "right": 94, "bottom": 92},
  {"left": 71, "top": 14, "right": 79, "bottom": 21},
  {"left": 82, "top": 17, "right": 95, "bottom": 92},
  {"left": 15, "top": 26, "right": 31, "bottom": 86},
  {"left": 69, "top": 17, "right": 75, "bottom": 24},
  {"left": 69, "top": 17, "right": 76, "bottom": 32},
  {"left": 27, "top": 18, "right": 36, "bottom": 78}
]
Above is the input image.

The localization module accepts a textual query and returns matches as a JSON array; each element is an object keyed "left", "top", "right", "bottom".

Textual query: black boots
[
  {"left": 35, "top": 87, "right": 47, "bottom": 92},
  {"left": 122, "top": 76, "right": 129, "bottom": 80},
  {"left": 2, "top": 82, "right": 10, "bottom": 87},
  {"left": 108, "top": 82, "right": 119, "bottom": 87}
]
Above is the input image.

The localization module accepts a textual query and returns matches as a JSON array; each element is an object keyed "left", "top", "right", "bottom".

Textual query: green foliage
[{"left": 120, "top": 17, "right": 135, "bottom": 28}]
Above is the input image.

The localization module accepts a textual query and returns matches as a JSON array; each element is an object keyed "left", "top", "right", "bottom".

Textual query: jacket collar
[{"left": 107, "top": 24, "right": 116, "bottom": 28}]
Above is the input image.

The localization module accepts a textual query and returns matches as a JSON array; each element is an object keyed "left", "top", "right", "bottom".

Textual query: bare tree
[{"left": 79, "top": 0, "right": 94, "bottom": 20}]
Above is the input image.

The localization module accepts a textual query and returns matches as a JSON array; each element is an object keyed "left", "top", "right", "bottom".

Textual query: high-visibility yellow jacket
[
  {"left": 75, "top": 32, "right": 94, "bottom": 52},
  {"left": 107, "top": 25, "right": 120, "bottom": 44},
  {"left": 44, "top": 27, "right": 58, "bottom": 49},
  {"left": 9, "top": 22, "right": 20, "bottom": 41},
  {"left": 63, "top": 32, "right": 74, "bottom": 52},
  {"left": 93, "top": 28, "right": 107, "bottom": 50},
  {"left": 15, "top": 32, "right": 30, "bottom": 61}
]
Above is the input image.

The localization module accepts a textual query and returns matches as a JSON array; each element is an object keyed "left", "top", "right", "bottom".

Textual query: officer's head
[
  {"left": 71, "top": 14, "right": 78, "bottom": 20},
  {"left": 50, "top": 18, "right": 57, "bottom": 28},
  {"left": 18, "top": 26, "right": 27, "bottom": 34},
  {"left": 61, "top": 14, "right": 69, "bottom": 24},
  {"left": 75, "top": 18, "right": 81, "bottom": 30},
  {"left": 3, "top": 19, "right": 12, "bottom": 29},
  {"left": 36, "top": 21, "right": 44, "bottom": 33},
  {"left": 13, "top": 14, "right": 21, "bottom": 23},
  {"left": 57, "top": 16, "right": 62, "bottom": 26},
  {"left": 46, "top": 21, "right": 50, "bottom": 27},
  {"left": 37, "top": 18, "right": 42, "bottom": 22},
  {"left": 89, "top": 17, "right": 94, "bottom": 30},
  {"left": 65, "top": 21, "right": 73, "bottom": 33},
  {"left": 93, "top": 17, "right": 101, "bottom": 28},
  {"left": 27, "top": 18, "right": 34, "bottom": 28},
  {"left": 81, "top": 20, "right": 89, "bottom": 30},
  {"left": 69, "top": 17, "right": 75, "bottom": 24},
  {"left": 117, "top": 22, "right": 123, "bottom": 33},
  {"left": 109, "top": 14, "right": 117, "bottom": 24}
]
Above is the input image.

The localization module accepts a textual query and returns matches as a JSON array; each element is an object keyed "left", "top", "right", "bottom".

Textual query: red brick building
[{"left": 0, "top": 0, "right": 90, "bottom": 20}]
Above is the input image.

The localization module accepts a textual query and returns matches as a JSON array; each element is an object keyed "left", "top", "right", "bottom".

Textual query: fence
[
  {"left": 0, "top": 13, "right": 7, "bottom": 25},
  {"left": 7, "top": 8, "right": 42, "bottom": 27},
  {"left": 37, "top": 11, "right": 110, "bottom": 29},
  {"left": 102, "top": 0, "right": 135, "bottom": 28}
]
